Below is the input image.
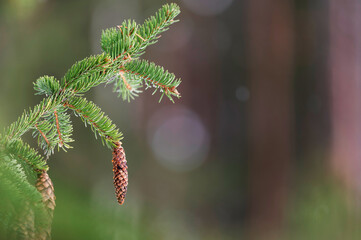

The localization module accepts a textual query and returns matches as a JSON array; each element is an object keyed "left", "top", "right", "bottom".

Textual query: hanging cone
[
  {"left": 35, "top": 171, "right": 56, "bottom": 240},
  {"left": 112, "top": 142, "right": 128, "bottom": 205},
  {"left": 36, "top": 171, "right": 56, "bottom": 216}
]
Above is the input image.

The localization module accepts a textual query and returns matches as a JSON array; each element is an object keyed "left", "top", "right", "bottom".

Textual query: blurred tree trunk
[
  {"left": 329, "top": 1, "right": 361, "bottom": 191},
  {"left": 245, "top": 0, "right": 294, "bottom": 239}
]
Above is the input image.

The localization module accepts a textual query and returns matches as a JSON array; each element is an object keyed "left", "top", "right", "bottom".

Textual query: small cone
[
  {"left": 35, "top": 171, "right": 56, "bottom": 240},
  {"left": 36, "top": 171, "right": 56, "bottom": 215},
  {"left": 112, "top": 142, "right": 128, "bottom": 205}
]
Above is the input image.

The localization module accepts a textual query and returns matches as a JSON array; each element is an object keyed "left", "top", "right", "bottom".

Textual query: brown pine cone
[
  {"left": 35, "top": 171, "right": 56, "bottom": 240},
  {"left": 112, "top": 142, "right": 128, "bottom": 205},
  {"left": 36, "top": 171, "right": 56, "bottom": 214}
]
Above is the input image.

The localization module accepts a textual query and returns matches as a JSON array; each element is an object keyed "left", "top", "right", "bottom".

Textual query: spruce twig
[
  {"left": 35, "top": 124, "right": 50, "bottom": 148},
  {"left": 53, "top": 110, "right": 63, "bottom": 148}
]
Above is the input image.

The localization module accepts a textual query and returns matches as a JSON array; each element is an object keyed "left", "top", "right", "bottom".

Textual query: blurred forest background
[{"left": 1, "top": 0, "right": 361, "bottom": 239}]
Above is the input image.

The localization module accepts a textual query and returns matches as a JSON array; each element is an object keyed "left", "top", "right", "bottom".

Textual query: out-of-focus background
[{"left": 1, "top": 0, "right": 361, "bottom": 239}]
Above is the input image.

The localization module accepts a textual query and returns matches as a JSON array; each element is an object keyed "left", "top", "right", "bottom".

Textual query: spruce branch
[
  {"left": 0, "top": 156, "right": 48, "bottom": 239},
  {"left": 2, "top": 139, "right": 48, "bottom": 172},
  {"left": 31, "top": 106, "right": 73, "bottom": 157},
  {"left": 52, "top": 107, "right": 73, "bottom": 150},
  {"left": 34, "top": 76, "right": 60, "bottom": 97},
  {"left": 122, "top": 59, "right": 181, "bottom": 102},
  {"left": 60, "top": 53, "right": 112, "bottom": 93},
  {"left": 4, "top": 3, "right": 181, "bottom": 143},
  {"left": 136, "top": 3, "right": 180, "bottom": 57},
  {"left": 0, "top": 156, "right": 45, "bottom": 211},
  {"left": 101, "top": 19, "right": 139, "bottom": 61},
  {"left": 0, "top": 3, "right": 182, "bottom": 237},
  {"left": 1, "top": 145, "right": 38, "bottom": 186},
  {"left": 101, "top": 3, "right": 180, "bottom": 60},
  {"left": 64, "top": 96, "right": 122, "bottom": 148},
  {"left": 4, "top": 93, "right": 70, "bottom": 141},
  {"left": 112, "top": 70, "right": 143, "bottom": 102},
  {"left": 32, "top": 120, "right": 58, "bottom": 157}
]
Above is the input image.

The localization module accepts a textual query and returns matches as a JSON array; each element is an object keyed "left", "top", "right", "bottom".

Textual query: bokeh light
[
  {"left": 147, "top": 106, "right": 210, "bottom": 172},
  {"left": 236, "top": 86, "right": 250, "bottom": 102}
]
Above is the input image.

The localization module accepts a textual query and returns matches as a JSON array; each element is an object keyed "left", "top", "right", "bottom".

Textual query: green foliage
[
  {"left": 101, "top": 20, "right": 139, "bottom": 60},
  {"left": 0, "top": 156, "right": 41, "bottom": 203},
  {"left": 122, "top": 59, "right": 181, "bottom": 102},
  {"left": 0, "top": 3, "right": 181, "bottom": 238},
  {"left": 32, "top": 106, "right": 73, "bottom": 156},
  {"left": 4, "top": 93, "right": 70, "bottom": 141},
  {"left": 33, "top": 76, "right": 60, "bottom": 96},
  {"left": 0, "top": 153, "right": 47, "bottom": 238},
  {"left": 112, "top": 70, "right": 143, "bottom": 102},
  {"left": 101, "top": 3, "right": 180, "bottom": 59},
  {"left": 4, "top": 2, "right": 181, "bottom": 151},
  {"left": 2, "top": 138, "right": 48, "bottom": 172},
  {"left": 66, "top": 96, "right": 123, "bottom": 148},
  {"left": 136, "top": 3, "right": 180, "bottom": 57},
  {"left": 61, "top": 53, "right": 111, "bottom": 93}
]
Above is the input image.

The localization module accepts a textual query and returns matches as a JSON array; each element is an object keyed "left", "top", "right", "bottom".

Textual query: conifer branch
[
  {"left": 101, "top": 20, "right": 139, "bottom": 61},
  {"left": 60, "top": 53, "right": 112, "bottom": 93},
  {"left": 34, "top": 76, "right": 60, "bottom": 96},
  {"left": 135, "top": 3, "right": 180, "bottom": 57},
  {"left": 31, "top": 106, "right": 73, "bottom": 157},
  {"left": 64, "top": 97, "right": 122, "bottom": 148},
  {"left": 4, "top": 93, "right": 69, "bottom": 141},
  {"left": 101, "top": 3, "right": 180, "bottom": 60},
  {"left": 4, "top": 3, "right": 181, "bottom": 143},
  {"left": 0, "top": 4, "right": 182, "bottom": 237},
  {"left": 32, "top": 119, "right": 58, "bottom": 157},
  {"left": 52, "top": 107, "right": 73, "bottom": 150},
  {"left": 121, "top": 59, "right": 181, "bottom": 102},
  {"left": 2, "top": 139, "right": 48, "bottom": 172},
  {"left": 112, "top": 70, "right": 143, "bottom": 101},
  {"left": 0, "top": 155, "right": 44, "bottom": 201},
  {"left": 0, "top": 156, "right": 48, "bottom": 239}
]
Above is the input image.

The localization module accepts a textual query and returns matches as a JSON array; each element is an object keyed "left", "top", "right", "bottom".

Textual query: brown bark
[
  {"left": 329, "top": 0, "right": 361, "bottom": 191},
  {"left": 245, "top": 0, "right": 294, "bottom": 239}
]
